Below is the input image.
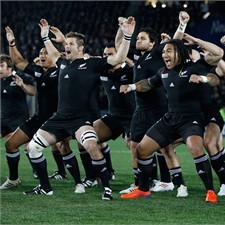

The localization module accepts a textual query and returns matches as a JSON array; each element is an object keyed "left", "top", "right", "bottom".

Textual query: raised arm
[
  {"left": 107, "top": 16, "right": 135, "bottom": 66},
  {"left": 183, "top": 33, "right": 224, "bottom": 66},
  {"left": 5, "top": 26, "right": 29, "bottom": 71},
  {"left": 115, "top": 17, "right": 126, "bottom": 51},
  {"left": 39, "top": 19, "right": 61, "bottom": 64},
  {"left": 173, "top": 11, "right": 190, "bottom": 39}
]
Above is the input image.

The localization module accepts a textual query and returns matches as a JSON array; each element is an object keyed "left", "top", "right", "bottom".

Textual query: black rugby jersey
[
  {"left": 24, "top": 63, "right": 58, "bottom": 119},
  {"left": 100, "top": 63, "right": 135, "bottom": 116},
  {"left": 150, "top": 61, "right": 209, "bottom": 113},
  {"left": 1, "top": 73, "right": 33, "bottom": 119},
  {"left": 133, "top": 46, "right": 167, "bottom": 110},
  {"left": 56, "top": 57, "right": 111, "bottom": 117}
]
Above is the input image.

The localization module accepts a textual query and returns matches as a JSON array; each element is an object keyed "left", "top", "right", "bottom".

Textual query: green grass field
[{"left": 1, "top": 137, "right": 225, "bottom": 224}]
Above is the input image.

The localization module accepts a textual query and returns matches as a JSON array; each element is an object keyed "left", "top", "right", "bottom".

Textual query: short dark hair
[
  {"left": 105, "top": 42, "right": 115, "bottom": 49},
  {"left": 0, "top": 54, "right": 14, "bottom": 68},
  {"left": 66, "top": 32, "right": 87, "bottom": 52},
  {"left": 139, "top": 27, "right": 158, "bottom": 45}
]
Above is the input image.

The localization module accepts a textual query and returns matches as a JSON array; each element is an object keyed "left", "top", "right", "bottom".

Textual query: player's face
[
  {"left": 103, "top": 47, "right": 116, "bottom": 58},
  {"left": 65, "top": 37, "right": 81, "bottom": 61},
  {"left": 136, "top": 32, "right": 155, "bottom": 52},
  {"left": 0, "top": 61, "right": 12, "bottom": 79},
  {"left": 39, "top": 48, "right": 54, "bottom": 69},
  {"left": 162, "top": 43, "right": 180, "bottom": 69}
]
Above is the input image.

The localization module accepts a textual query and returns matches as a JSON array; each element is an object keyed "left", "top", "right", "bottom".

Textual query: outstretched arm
[
  {"left": 107, "top": 16, "right": 135, "bottom": 66},
  {"left": 189, "top": 73, "right": 220, "bottom": 87},
  {"left": 5, "top": 26, "right": 29, "bottom": 71},
  {"left": 39, "top": 19, "right": 61, "bottom": 64},
  {"left": 120, "top": 78, "right": 152, "bottom": 94}
]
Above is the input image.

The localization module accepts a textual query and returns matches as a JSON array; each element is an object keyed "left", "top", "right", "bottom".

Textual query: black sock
[
  {"left": 31, "top": 154, "right": 52, "bottom": 190},
  {"left": 169, "top": 167, "right": 185, "bottom": 187},
  {"left": 157, "top": 151, "right": 171, "bottom": 182},
  {"left": 6, "top": 151, "right": 20, "bottom": 180},
  {"left": 52, "top": 149, "right": 66, "bottom": 174},
  {"left": 92, "top": 158, "right": 110, "bottom": 188},
  {"left": 63, "top": 151, "right": 82, "bottom": 184},
  {"left": 79, "top": 147, "right": 96, "bottom": 179},
  {"left": 151, "top": 153, "right": 158, "bottom": 180},
  {"left": 101, "top": 144, "right": 114, "bottom": 173},
  {"left": 24, "top": 149, "right": 36, "bottom": 171},
  {"left": 194, "top": 154, "right": 214, "bottom": 191},
  {"left": 138, "top": 156, "right": 154, "bottom": 191},
  {"left": 210, "top": 151, "right": 225, "bottom": 185},
  {"left": 220, "top": 148, "right": 225, "bottom": 162},
  {"left": 133, "top": 168, "right": 139, "bottom": 186}
]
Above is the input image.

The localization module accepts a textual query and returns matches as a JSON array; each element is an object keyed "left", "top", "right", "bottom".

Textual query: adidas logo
[
  {"left": 41, "top": 83, "right": 46, "bottom": 86},
  {"left": 218, "top": 167, "right": 224, "bottom": 172},
  {"left": 137, "top": 65, "right": 141, "bottom": 69},
  {"left": 111, "top": 86, "right": 116, "bottom": 90},
  {"left": 169, "top": 83, "right": 175, "bottom": 87},
  {"left": 192, "top": 121, "right": 198, "bottom": 124},
  {"left": 198, "top": 170, "right": 205, "bottom": 174},
  {"left": 210, "top": 117, "right": 216, "bottom": 121},
  {"left": 64, "top": 74, "right": 69, "bottom": 78},
  {"left": 65, "top": 164, "right": 72, "bottom": 168},
  {"left": 3, "top": 89, "right": 7, "bottom": 93}
]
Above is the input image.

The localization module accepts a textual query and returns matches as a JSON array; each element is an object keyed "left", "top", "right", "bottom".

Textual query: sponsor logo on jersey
[
  {"left": 100, "top": 76, "right": 108, "bottom": 81},
  {"left": 3, "top": 89, "right": 7, "bottom": 93},
  {"left": 78, "top": 63, "right": 87, "bottom": 69},
  {"left": 161, "top": 73, "right": 168, "bottom": 78},
  {"left": 210, "top": 117, "right": 216, "bottom": 121},
  {"left": 64, "top": 74, "right": 69, "bottom": 78},
  {"left": 169, "top": 82, "right": 174, "bottom": 87},
  {"left": 192, "top": 121, "right": 198, "bottom": 124},
  {"left": 35, "top": 72, "right": 42, "bottom": 77},
  {"left": 111, "top": 86, "right": 116, "bottom": 90},
  {"left": 41, "top": 83, "right": 46, "bottom": 86},
  {"left": 60, "top": 64, "right": 66, "bottom": 69}
]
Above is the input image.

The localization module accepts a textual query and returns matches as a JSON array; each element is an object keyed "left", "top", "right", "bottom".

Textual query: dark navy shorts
[
  {"left": 130, "top": 107, "right": 167, "bottom": 142},
  {"left": 146, "top": 112, "right": 204, "bottom": 148}
]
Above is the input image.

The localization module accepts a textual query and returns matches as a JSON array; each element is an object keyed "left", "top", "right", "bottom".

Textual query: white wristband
[
  {"left": 178, "top": 23, "right": 187, "bottom": 33},
  {"left": 200, "top": 76, "right": 208, "bottom": 83},
  {"left": 128, "top": 84, "right": 136, "bottom": 91}
]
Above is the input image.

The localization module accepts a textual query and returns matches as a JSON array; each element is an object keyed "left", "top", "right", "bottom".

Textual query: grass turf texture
[{"left": 1, "top": 137, "right": 225, "bottom": 224}]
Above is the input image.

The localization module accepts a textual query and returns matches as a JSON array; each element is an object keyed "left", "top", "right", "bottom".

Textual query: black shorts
[
  {"left": 101, "top": 114, "right": 132, "bottom": 140},
  {"left": 19, "top": 114, "right": 49, "bottom": 139},
  {"left": 130, "top": 107, "right": 167, "bottom": 142},
  {"left": 203, "top": 108, "right": 224, "bottom": 131},
  {"left": 41, "top": 112, "right": 93, "bottom": 142},
  {"left": 1, "top": 115, "right": 28, "bottom": 137},
  {"left": 146, "top": 112, "right": 204, "bottom": 148}
]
